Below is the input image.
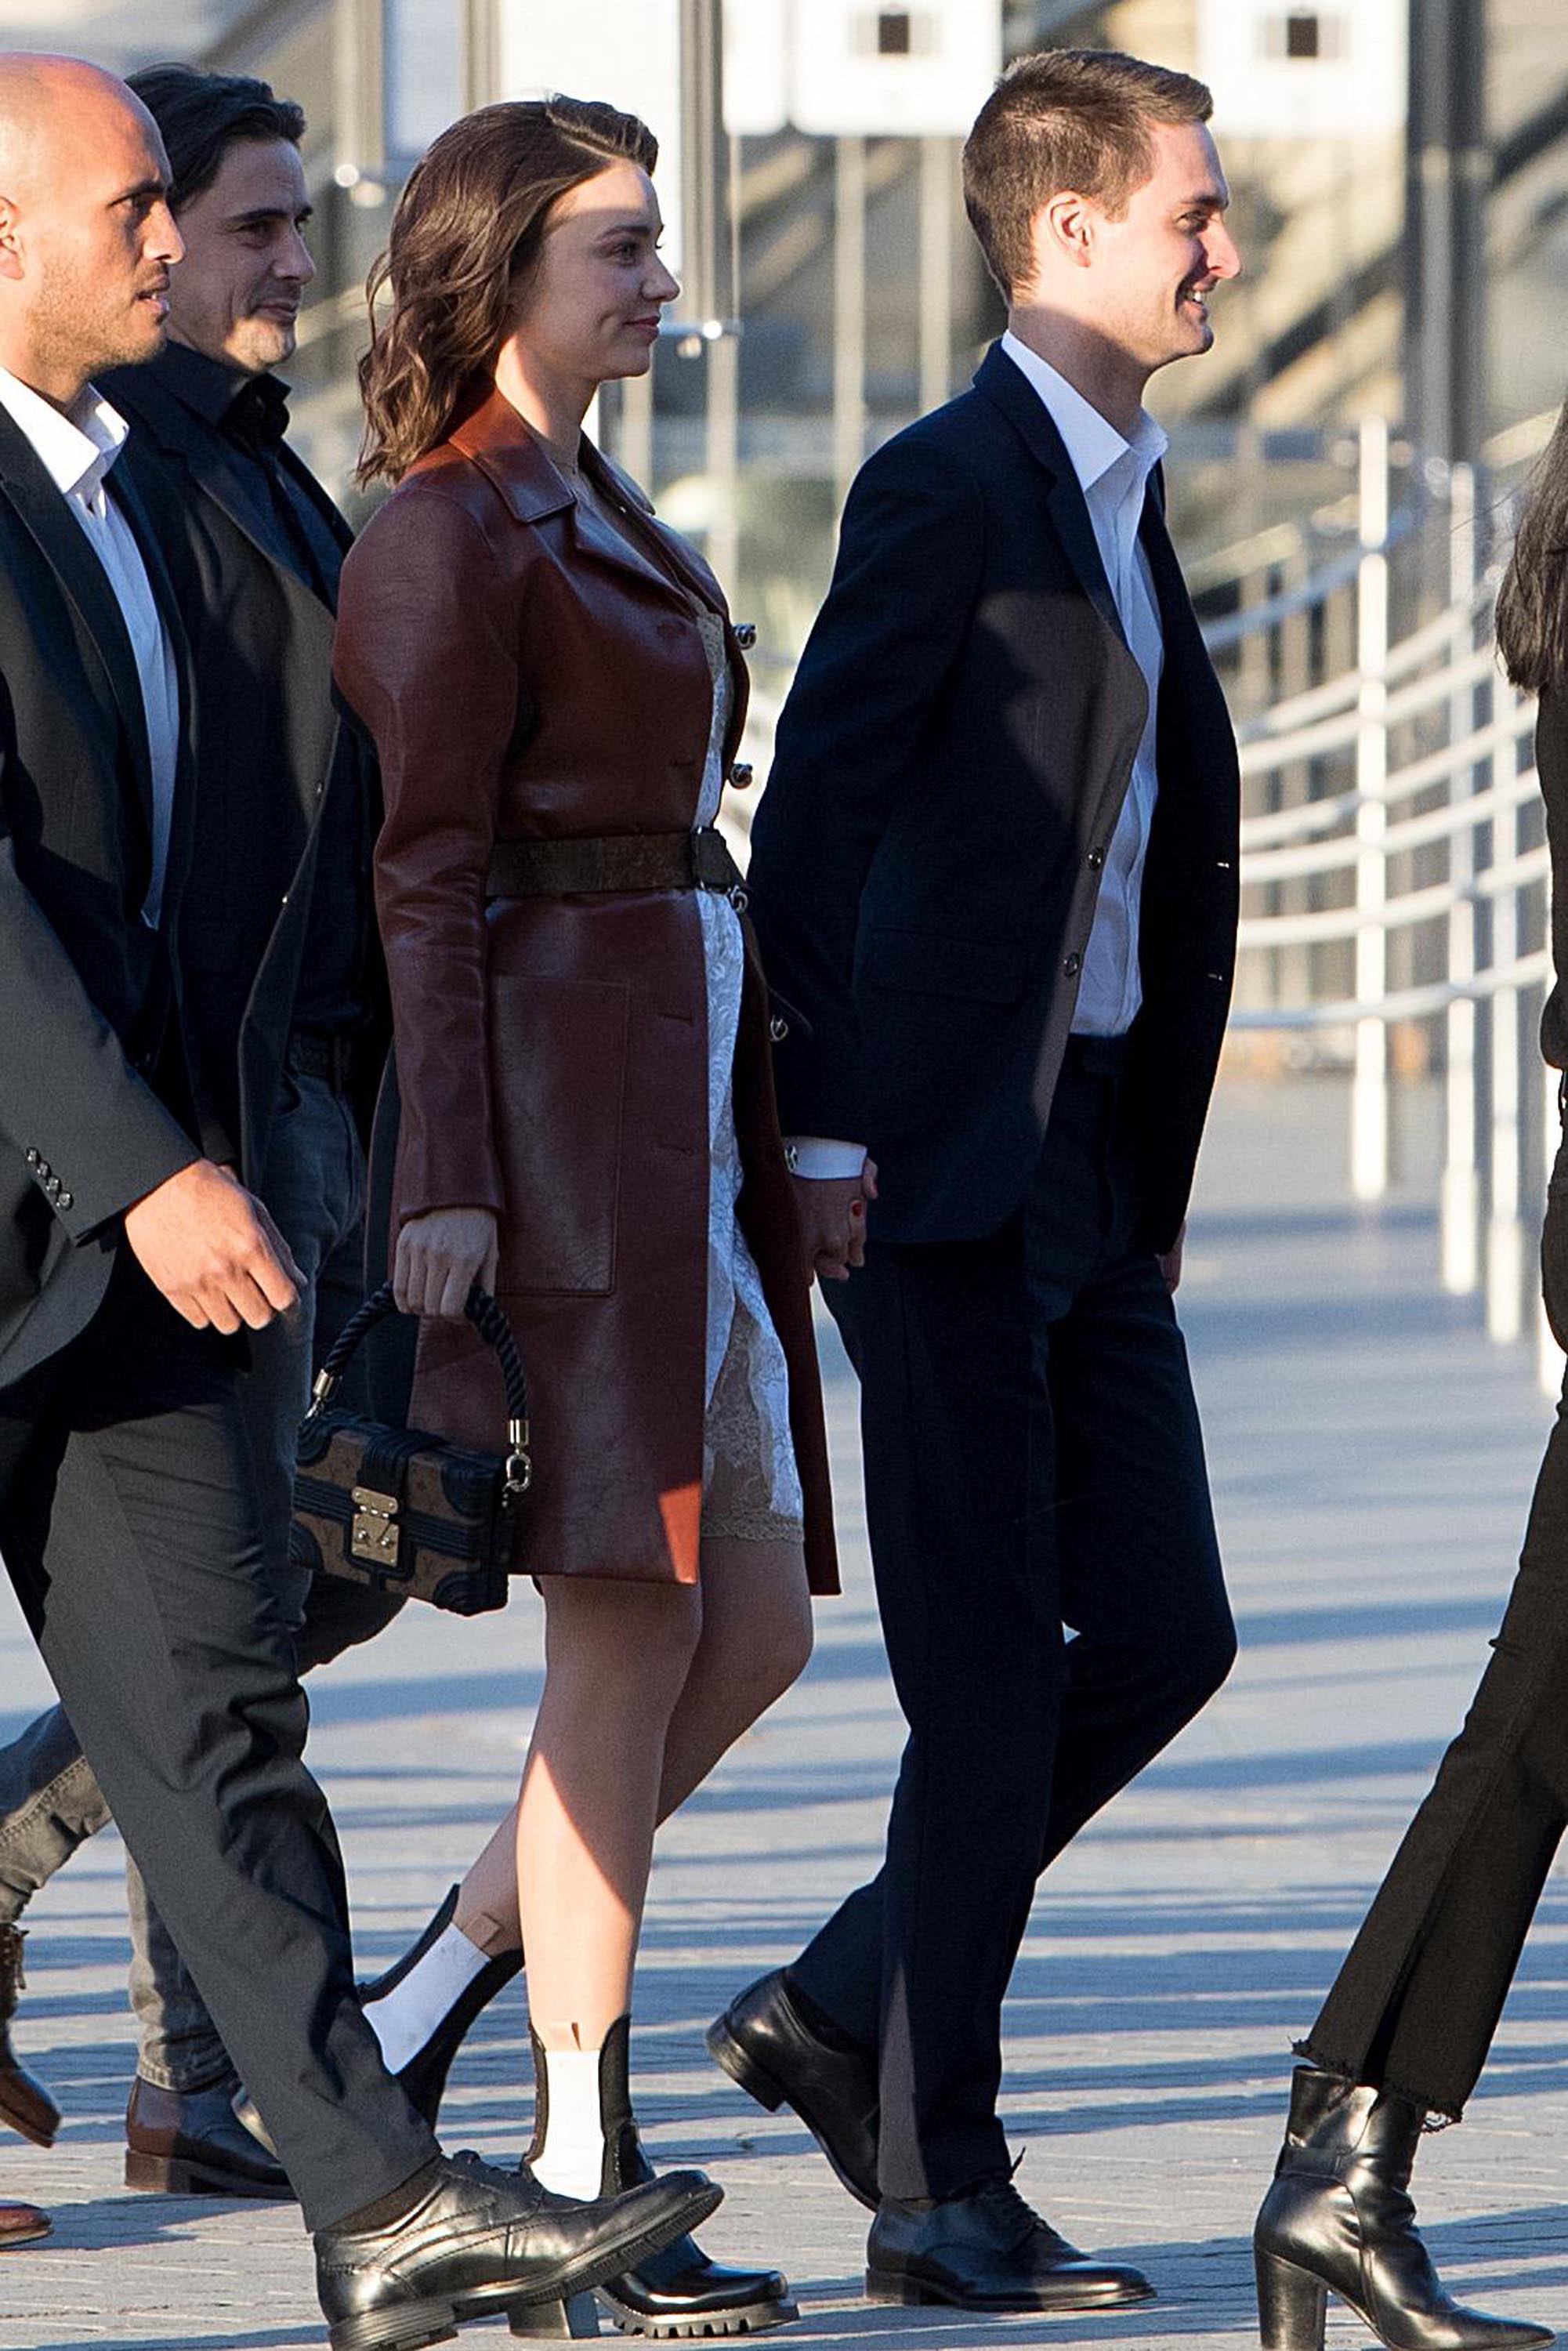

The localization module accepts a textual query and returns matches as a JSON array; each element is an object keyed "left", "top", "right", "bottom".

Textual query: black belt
[
  {"left": 287, "top": 1030, "right": 356, "bottom": 1090},
  {"left": 486, "top": 827, "right": 747, "bottom": 904}
]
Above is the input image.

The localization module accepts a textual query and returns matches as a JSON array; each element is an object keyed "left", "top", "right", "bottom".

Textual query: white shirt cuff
[{"left": 784, "top": 1136, "right": 867, "bottom": 1180}]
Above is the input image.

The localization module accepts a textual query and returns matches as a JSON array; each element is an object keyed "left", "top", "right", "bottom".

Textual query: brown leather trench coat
[{"left": 335, "top": 389, "right": 837, "bottom": 1594}]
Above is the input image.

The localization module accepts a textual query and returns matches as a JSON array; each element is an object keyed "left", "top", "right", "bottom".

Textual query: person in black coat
[
  {"left": 0, "top": 53, "right": 709, "bottom": 2337},
  {"left": 1250, "top": 414, "right": 1568, "bottom": 2351},
  {"left": 0, "top": 64, "right": 407, "bottom": 2201},
  {"left": 707, "top": 49, "right": 1241, "bottom": 2313}
]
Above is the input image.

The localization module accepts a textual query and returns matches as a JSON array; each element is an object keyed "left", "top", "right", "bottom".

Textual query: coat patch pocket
[
  {"left": 489, "top": 973, "right": 629, "bottom": 1295},
  {"left": 861, "top": 926, "right": 1030, "bottom": 1005}
]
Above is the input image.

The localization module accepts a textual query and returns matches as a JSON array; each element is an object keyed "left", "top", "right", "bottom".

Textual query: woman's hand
[
  {"left": 794, "top": 1156, "right": 879, "bottom": 1287},
  {"left": 393, "top": 1206, "right": 500, "bottom": 1319}
]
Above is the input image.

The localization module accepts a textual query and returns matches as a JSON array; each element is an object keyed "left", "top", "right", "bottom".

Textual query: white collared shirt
[
  {"left": 1001, "top": 329, "right": 1167, "bottom": 1037},
  {"left": 0, "top": 366, "right": 179, "bottom": 927}
]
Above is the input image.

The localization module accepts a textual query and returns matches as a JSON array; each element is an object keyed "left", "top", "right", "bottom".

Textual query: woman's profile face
[{"left": 510, "top": 158, "right": 679, "bottom": 390}]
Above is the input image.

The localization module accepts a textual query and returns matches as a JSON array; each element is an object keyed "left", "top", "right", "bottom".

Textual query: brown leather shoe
[
  {"left": 125, "top": 2075, "right": 292, "bottom": 2198},
  {"left": 0, "top": 2197, "right": 51, "bottom": 2248},
  {"left": 0, "top": 1927, "right": 57, "bottom": 2150}
]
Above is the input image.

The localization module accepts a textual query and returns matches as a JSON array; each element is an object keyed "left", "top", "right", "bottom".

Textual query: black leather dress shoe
[
  {"left": 866, "top": 2179, "right": 1154, "bottom": 2312},
  {"left": 315, "top": 2150, "right": 722, "bottom": 2351},
  {"left": 124, "top": 2074, "right": 292, "bottom": 2198},
  {"left": 0, "top": 1926, "right": 58, "bottom": 2150},
  {"left": 706, "top": 1971, "right": 878, "bottom": 2210}
]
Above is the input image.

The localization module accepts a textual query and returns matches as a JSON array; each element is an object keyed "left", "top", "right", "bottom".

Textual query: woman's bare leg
[
  {"left": 517, "top": 1577, "right": 704, "bottom": 2048},
  {"left": 454, "top": 1538, "right": 812, "bottom": 1961}
]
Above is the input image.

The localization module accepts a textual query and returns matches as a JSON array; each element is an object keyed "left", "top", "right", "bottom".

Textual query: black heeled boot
[
  {"left": 362, "top": 1885, "right": 525, "bottom": 2128},
  {"left": 524, "top": 2019, "right": 796, "bottom": 2340},
  {"left": 1253, "top": 2066, "right": 1554, "bottom": 2351},
  {"left": 235, "top": 1886, "right": 524, "bottom": 2157}
]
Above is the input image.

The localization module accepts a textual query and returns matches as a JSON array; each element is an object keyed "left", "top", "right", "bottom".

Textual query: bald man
[{"left": 0, "top": 53, "right": 710, "bottom": 2344}]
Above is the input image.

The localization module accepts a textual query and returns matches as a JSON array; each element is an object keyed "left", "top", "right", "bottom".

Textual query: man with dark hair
[
  {"left": 0, "top": 49, "right": 714, "bottom": 2333},
  {"left": 0, "top": 60, "right": 483, "bottom": 2200},
  {"left": 708, "top": 47, "right": 1243, "bottom": 2313}
]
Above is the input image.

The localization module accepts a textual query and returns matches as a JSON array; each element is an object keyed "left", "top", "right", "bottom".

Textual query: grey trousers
[{"left": 0, "top": 1065, "right": 402, "bottom": 2089}]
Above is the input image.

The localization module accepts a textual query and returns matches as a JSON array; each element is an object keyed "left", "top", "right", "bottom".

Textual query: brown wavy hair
[{"left": 357, "top": 96, "right": 657, "bottom": 485}]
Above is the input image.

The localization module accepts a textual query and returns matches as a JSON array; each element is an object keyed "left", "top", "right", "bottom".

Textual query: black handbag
[{"left": 289, "top": 1282, "right": 532, "bottom": 1617}]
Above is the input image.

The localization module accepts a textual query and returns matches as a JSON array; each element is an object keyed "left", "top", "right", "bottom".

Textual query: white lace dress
[{"left": 691, "top": 609, "right": 805, "bottom": 1541}]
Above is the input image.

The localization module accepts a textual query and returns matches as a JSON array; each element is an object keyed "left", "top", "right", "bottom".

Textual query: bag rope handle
[{"left": 305, "top": 1282, "right": 531, "bottom": 1496}]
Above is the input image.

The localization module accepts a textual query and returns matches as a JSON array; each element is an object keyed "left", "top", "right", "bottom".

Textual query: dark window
[
  {"left": 877, "top": 10, "right": 912, "bottom": 55},
  {"left": 1285, "top": 13, "right": 1321, "bottom": 57}
]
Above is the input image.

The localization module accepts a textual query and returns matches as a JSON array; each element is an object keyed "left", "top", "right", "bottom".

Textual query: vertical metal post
[
  {"left": 706, "top": 330, "right": 741, "bottom": 597},
  {"left": 918, "top": 136, "right": 952, "bottom": 416},
  {"left": 1441, "top": 462, "right": 1479, "bottom": 1291},
  {"left": 1406, "top": 0, "right": 1487, "bottom": 471},
  {"left": 459, "top": 0, "right": 498, "bottom": 111},
  {"left": 834, "top": 135, "right": 867, "bottom": 512},
  {"left": 617, "top": 371, "right": 655, "bottom": 492},
  {"left": 334, "top": 0, "right": 384, "bottom": 179},
  {"left": 679, "top": 0, "right": 732, "bottom": 330},
  {"left": 1352, "top": 415, "right": 1391, "bottom": 1202}
]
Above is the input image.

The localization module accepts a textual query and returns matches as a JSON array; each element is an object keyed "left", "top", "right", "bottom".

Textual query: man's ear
[
  {"left": 0, "top": 194, "right": 25, "bottom": 284},
  {"left": 1036, "top": 190, "right": 1095, "bottom": 272}
]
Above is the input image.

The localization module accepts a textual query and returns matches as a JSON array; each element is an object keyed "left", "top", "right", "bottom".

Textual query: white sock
[
  {"left": 368, "top": 1923, "right": 491, "bottom": 2074},
  {"left": 530, "top": 2045, "right": 605, "bottom": 2201}
]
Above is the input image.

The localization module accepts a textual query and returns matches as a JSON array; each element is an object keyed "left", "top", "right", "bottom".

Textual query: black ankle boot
[
  {"left": 235, "top": 1886, "right": 524, "bottom": 2159},
  {"left": 1253, "top": 2067, "right": 1554, "bottom": 2351},
  {"left": 529, "top": 2019, "right": 796, "bottom": 2339},
  {"left": 362, "top": 1885, "right": 524, "bottom": 2128}
]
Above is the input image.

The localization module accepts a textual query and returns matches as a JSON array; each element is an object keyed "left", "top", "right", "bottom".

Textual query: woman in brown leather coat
[{"left": 333, "top": 97, "right": 860, "bottom": 2337}]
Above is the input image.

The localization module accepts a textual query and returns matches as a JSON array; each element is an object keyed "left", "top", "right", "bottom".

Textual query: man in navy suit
[{"left": 710, "top": 48, "right": 1243, "bottom": 2312}]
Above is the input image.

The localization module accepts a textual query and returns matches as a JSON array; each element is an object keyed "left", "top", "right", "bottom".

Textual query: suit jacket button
[
  {"left": 733, "top": 622, "right": 758, "bottom": 650},
  {"left": 1088, "top": 848, "right": 1104, "bottom": 870},
  {"left": 1063, "top": 951, "right": 1082, "bottom": 977},
  {"left": 728, "top": 762, "right": 754, "bottom": 788},
  {"left": 24, "top": 1148, "right": 38, "bottom": 1168},
  {"left": 770, "top": 1014, "right": 789, "bottom": 1042},
  {"left": 57, "top": 1190, "right": 72, "bottom": 1211}
]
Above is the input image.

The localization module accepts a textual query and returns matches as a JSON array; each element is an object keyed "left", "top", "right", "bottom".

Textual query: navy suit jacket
[{"left": 748, "top": 341, "right": 1240, "bottom": 1253}]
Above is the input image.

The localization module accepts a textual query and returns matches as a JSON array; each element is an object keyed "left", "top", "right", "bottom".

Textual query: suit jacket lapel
[
  {"left": 0, "top": 411, "right": 155, "bottom": 824},
  {"left": 974, "top": 342, "right": 1128, "bottom": 650}
]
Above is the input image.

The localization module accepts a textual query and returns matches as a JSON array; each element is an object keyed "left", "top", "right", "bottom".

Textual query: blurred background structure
[{"left": 2, "top": 0, "right": 1567, "bottom": 1349}]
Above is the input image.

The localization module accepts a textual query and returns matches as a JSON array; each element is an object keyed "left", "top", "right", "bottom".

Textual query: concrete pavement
[{"left": 2, "top": 1074, "right": 1566, "bottom": 2349}]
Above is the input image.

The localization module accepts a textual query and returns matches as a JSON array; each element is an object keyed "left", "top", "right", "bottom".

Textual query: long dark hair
[
  {"left": 357, "top": 96, "right": 657, "bottom": 486},
  {"left": 1497, "top": 396, "right": 1568, "bottom": 693}
]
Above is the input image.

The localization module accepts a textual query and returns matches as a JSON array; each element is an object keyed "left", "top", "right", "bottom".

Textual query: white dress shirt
[
  {"left": 0, "top": 367, "right": 179, "bottom": 928},
  {"left": 1001, "top": 331, "right": 1166, "bottom": 1037}
]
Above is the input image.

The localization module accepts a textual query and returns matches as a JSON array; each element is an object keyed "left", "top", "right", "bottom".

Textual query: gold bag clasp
[{"left": 350, "top": 1484, "right": 400, "bottom": 1566}]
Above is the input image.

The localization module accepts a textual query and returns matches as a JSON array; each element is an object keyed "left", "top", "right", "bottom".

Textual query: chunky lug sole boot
[
  {"left": 527, "top": 2020, "right": 796, "bottom": 2340},
  {"left": 1253, "top": 2067, "right": 1554, "bottom": 2351}
]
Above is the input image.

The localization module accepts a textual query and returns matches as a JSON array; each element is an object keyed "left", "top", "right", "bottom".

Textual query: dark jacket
[
  {"left": 0, "top": 404, "right": 201, "bottom": 1385},
  {"left": 335, "top": 387, "right": 836, "bottom": 1594},
  {"left": 748, "top": 341, "right": 1241, "bottom": 1254},
  {"left": 103, "top": 346, "right": 385, "bottom": 1184},
  {"left": 1539, "top": 681, "right": 1568, "bottom": 1074}
]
